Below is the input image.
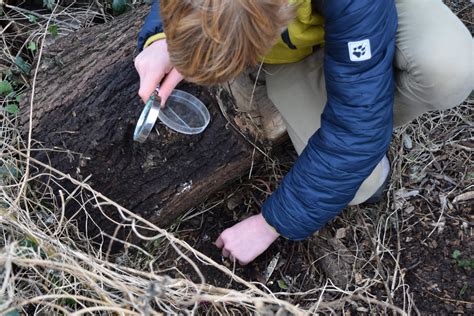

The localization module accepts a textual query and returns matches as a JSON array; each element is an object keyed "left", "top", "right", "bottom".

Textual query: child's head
[{"left": 161, "top": 0, "right": 293, "bottom": 85}]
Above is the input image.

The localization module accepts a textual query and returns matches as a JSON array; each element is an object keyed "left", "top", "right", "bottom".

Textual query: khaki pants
[{"left": 265, "top": 0, "right": 474, "bottom": 205}]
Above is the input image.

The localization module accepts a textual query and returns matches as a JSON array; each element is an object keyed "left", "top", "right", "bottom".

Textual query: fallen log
[{"left": 20, "top": 6, "right": 264, "bottom": 247}]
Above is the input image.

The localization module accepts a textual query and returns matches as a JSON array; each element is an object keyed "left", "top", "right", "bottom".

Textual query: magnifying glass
[
  {"left": 133, "top": 91, "right": 161, "bottom": 143},
  {"left": 134, "top": 88, "right": 210, "bottom": 143}
]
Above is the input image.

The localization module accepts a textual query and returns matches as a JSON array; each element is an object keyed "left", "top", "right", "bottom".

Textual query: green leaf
[
  {"left": 27, "top": 41, "right": 37, "bottom": 53},
  {"left": 277, "top": 279, "right": 288, "bottom": 290},
  {"left": 15, "top": 56, "right": 31, "bottom": 74},
  {"left": 0, "top": 165, "right": 19, "bottom": 178},
  {"left": 63, "top": 298, "right": 77, "bottom": 307},
  {"left": 457, "top": 259, "right": 474, "bottom": 269},
  {"left": 4, "top": 104, "right": 19, "bottom": 115},
  {"left": 48, "top": 24, "right": 59, "bottom": 38},
  {"left": 3, "top": 69, "right": 13, "bottom": 78},
  {"left": 4, "top": 309, "right": 21, "bottom": 316},
  {"left": 112, "top": 0, "right": 128, "bottom": 14},
  {"left": 43, "top": 0, "right": 56, "bottom": 10},
  {"left": 452, "top": 250, "right": 461, "bottom": 259},
  {"left": 20, "top": 238, "right": 38, "bottom": 249},
  {"left": 27, "top": 14, "right": 38, "bottom": 23},
  {"left": 459, "top": 283, "right": 468, "bottom": 298},
  {"left": 0, "top": 80, "right": 13, "bottom": 95},
  {"left": 15, "top": 94, "right": 23, "bottom": 103}
]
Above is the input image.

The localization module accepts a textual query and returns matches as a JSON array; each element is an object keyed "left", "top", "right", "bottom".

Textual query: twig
[
  {"left": 4, "top": 4, "right": 81, "bottom": 30},
  {"left": 353, "top": 294, "right": 408, "bottom": 316}
]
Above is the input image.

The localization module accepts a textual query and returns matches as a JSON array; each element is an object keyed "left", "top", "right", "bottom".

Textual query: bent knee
[
  {"left": 399, "top": 39, "right": 473, "bottom": 111},
  {"left": 424, "top": 49, "right": 472, "bottom": 109},
  {"left": 395, "top": 0, "right": 473, "bottom": 111}
]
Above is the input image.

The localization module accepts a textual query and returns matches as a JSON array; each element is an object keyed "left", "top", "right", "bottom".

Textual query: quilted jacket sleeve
[
  {"left": 137, "top": 0, "right": 163, "bottom": 51},
  {"left": 262, "top": 0, "right": 398, "bottom": 240}
]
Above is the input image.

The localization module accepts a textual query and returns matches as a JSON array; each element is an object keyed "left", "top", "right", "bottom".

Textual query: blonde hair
[{"left": 161, "top": 0, "right": 294, "bottom": 86}]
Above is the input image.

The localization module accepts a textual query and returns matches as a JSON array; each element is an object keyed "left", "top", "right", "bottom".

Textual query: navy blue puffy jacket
[
  {"left": 137, "top": 0, "right": 163, "bottom": 50},
  {"left": 138, "top": 0, "right": 398, "bottom": 240}
]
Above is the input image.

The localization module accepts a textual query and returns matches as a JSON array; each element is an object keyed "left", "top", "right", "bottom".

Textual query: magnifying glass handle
[{"left": 154, "top": 86, "right": 162, "bottom": 106}]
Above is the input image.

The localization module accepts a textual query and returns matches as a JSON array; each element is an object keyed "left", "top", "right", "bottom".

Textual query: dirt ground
[{"left": 146, "top": 101, "right": 473, "bottom": 314}]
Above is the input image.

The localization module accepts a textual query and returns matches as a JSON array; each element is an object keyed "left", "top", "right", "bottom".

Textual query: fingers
[
  {"left": 215, "top": 236, "right": 224, "bottom": 248},
  {"left": 134, "top": 40, "right": 173, "bottom": 104},
  {"left": 138, "top": 71, "right": 164, "bottom": 104},
  {"left": 222, "top": 248, "right": 230, "bottom": 258},
  {"left": 215, "top": 235, "right": 233, "bottom": 261},
  {"left": 158, "top": 68, "right": 184, "bottom": 106},
  {"left": 228, "top": 253, "right": 248, "bottom": 266},
  {"left": 215, "top": 232, "right": 248, "bottom": 265}
]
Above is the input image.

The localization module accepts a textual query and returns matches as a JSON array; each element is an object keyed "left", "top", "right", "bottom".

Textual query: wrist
[
  {"left": 256, "top": 213, "right": 280, "bottom": 239},
  {"left": 144, "top": 33, "right": 166, "bottom": 49}
]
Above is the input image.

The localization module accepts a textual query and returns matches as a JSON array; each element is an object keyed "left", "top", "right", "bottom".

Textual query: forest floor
[
  {"left": 155, "top": 101, "right": 473, "bottom": 315},
  {"left": 1, "top": 0, "right": 472, "bottom": 314}
]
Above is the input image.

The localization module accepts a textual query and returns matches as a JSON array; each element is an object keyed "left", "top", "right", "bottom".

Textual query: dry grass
[
  {"left": 1, "top": 1, "right": 473, "bottom": 315},
  {"left": 3, "top": 97, "right": 471, "bottom": 315}
]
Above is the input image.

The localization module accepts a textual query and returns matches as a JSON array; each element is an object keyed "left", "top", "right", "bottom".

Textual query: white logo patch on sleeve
[{"left": 348, "top": 39, "right": 372, "bottom": 62}]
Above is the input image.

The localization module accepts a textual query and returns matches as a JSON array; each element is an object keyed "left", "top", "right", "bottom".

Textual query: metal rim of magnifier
[{"left": 133, "top": 92, "right": 161, "bottom": 143}]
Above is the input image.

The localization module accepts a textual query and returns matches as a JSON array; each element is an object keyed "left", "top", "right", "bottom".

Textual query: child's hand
[
  {"left": 215, "top": 213, "right": 279, "bottom": 265},
  {"left": 134, "top": 39, "right": 184, "bottom": 106}
]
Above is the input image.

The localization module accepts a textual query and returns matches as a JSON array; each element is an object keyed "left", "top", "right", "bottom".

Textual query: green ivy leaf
[
  {"left": 277, "top": 279, "right": 288, "bottom": 290},
  {"left": 0, "top": 165, "right": 19, "bottom": 178},
  {"left": 4, "top": 104, "right": 19, "bottom": 115},
  {"left": 15, "top": 94, "right": 23, "bottom": 103},
  {"left": 15, "top": 56, "right": 31, "bottom": 75},
  {"left": 48, "top": 24, "right": 59, "bottom": 38},
  {"left": 112, "top": 0, "right": 128, "bottom": 14},
  {"left": 20, "top": 238, "right": 38, "bottom": 249},
  {"left": 0, "top": 80, "right": 13, "bottom": 95},
  {"left": 27, "top": 14, "right": 38, "bottom": 23},
  {"left": 4, "top": 309, "right": 21, "bottom": 316},
  {"left": 27, "top": 41, "right": 37, "bottom": 53},
  {"left": 43, "top": 0, "right": 56, "bottom": 10},
  {"left": 452, "top": 250, "right": 461, "bottom": 259}
]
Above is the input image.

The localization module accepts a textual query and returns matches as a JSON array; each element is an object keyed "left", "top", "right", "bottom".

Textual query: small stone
[
  {"left": 404, "top": 205, "right": 415, "bottom": 214},
  {"left": 335, "top": 227, "right": 347, "bottom": 239},
  {"left": 226, "top": 195, "right": 240, "bottom": 210},
  {"left": 429, "top": 240, "right": 438, "bottom": 249}
]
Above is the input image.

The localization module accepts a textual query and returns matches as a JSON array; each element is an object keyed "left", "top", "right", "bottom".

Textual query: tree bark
[{"left": 21, "top": 6, "right": 258, "bottom": 247}]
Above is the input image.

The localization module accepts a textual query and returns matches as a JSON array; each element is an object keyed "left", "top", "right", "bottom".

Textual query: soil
[
  {"left": 390, "top": 117, "right": 474, "bottom": 314},
  {"left": 136, "top": 101, "right": 473, "bottom": 313},
  {"left": 399, "top": 201, "right": 473, "bottom": 314},
  {"left": 144, "top": 141, "right": 332, "bottom": 304},
  {"left": 151, "top": 137, "right": 473, "bottom": 313}
]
